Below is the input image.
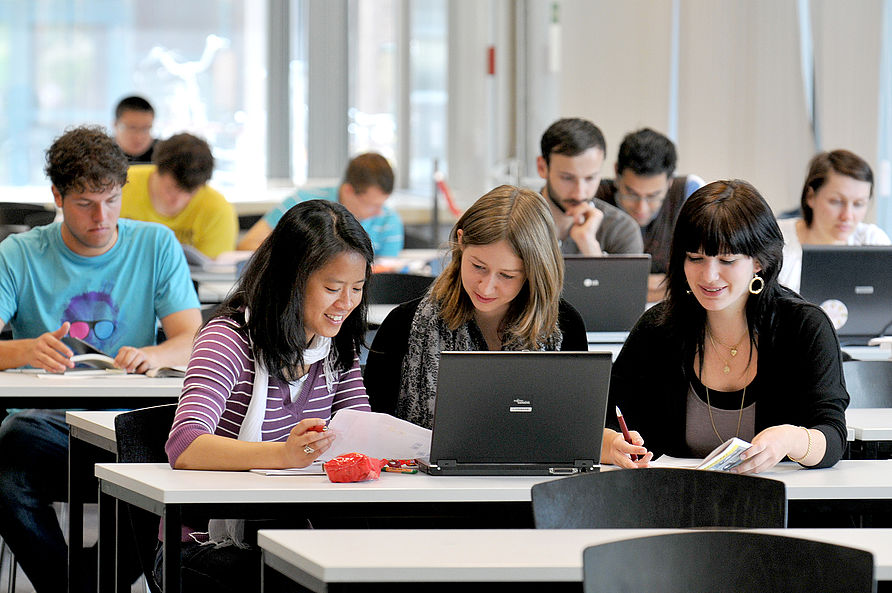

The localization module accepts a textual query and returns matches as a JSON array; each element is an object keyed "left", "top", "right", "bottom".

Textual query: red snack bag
[{"left": 323, "top": 452, "right": 388, "bottom": 483}]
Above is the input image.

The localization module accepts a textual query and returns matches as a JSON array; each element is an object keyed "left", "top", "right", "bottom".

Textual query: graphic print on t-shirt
[{"left": 61, "top": 290, "right": 121, "bottom": 352}]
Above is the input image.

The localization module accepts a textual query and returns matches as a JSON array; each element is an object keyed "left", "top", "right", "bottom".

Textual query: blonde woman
[{"left": 364, "top": 185, "right": 588, "bottom": 428}]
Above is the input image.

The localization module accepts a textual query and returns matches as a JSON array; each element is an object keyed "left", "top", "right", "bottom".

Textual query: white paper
[
  {"left": 250, "top": 461, "right": 325, "bottom": 476},
  {"left": 320, "top": 409, "right": 431, "bottom": 462}
]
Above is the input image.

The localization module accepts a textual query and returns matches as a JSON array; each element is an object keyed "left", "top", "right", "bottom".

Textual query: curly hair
[{"left": 45, "top": 125, "right": 129, "bottom": 197}]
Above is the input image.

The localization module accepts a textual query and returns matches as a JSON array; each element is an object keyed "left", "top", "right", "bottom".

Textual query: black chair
[
  {"left": 531, "top": 468, "right": 786, "bottom": 529},
  {"left": 582, "top": 531, "right": 874, "bottom": 593},
  {"left": 844, "top": 360, "right": 892, "bottom": 408},
  {"left": 367, "top": 272, "right": 434, "bottom": 305},
  {"left": 0, "top": 202, "right": 56, "bottom": 242},
  {"left": 114, "top": 403, "right": 178, "bottom": 593}
]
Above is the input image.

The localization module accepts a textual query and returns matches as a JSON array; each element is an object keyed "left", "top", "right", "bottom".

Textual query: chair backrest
[
  {"left": 114, "top": 403, "right": 178, "bottom": 593},
  {"left": 531, "top": 468, "right": 786, "bottom": 528},
  {"left": 583, "top": 532, "right": 875, "bottom": 593},
  {"left": 844, "top": 360, "right": 892, "bottom": 408},
  {"left": 114, "top": 403, "right": 177, "bottom": 463},
  {"left": 367, "top": 272, "right": 434, "bottom": 305}
]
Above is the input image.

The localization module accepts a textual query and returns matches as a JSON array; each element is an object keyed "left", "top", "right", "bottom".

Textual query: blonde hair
[{"left": 432, "top": 185, "right": 564, "bottom": 348}]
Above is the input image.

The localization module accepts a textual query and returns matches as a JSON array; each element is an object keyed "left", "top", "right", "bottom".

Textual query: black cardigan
[
  {"left": 363, "top": 297, "right": 589, "bottom": 415},
  {"left": 606, "top": 299, "right": 850, "bottom": 468}
]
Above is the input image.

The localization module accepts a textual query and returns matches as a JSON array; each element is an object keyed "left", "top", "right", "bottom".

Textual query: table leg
[
  {"left": 162, "top": 505, "right": 182, "bottom": 593},
  {"left": 97, "top": 485, "right": 116, "bottom": 593},
  {"left": 68, "top": 435, "right": 85, "bottom": 593}
]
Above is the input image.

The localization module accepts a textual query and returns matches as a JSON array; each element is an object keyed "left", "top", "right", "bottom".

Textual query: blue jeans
[{"left": 0, "top": 409, "right": 86, "bottom": 593}]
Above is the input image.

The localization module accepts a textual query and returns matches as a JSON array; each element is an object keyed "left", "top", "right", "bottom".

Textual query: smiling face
[
  {"left": 683, "top": 251, "right": 761, "bottom": 314},
  {"left": 54, "top": 184, "right": 122, "bottom": 257},
  {"left": 302, "top": 250, "right": 367, "bottom": 342},
  {"left": 458, "top": 236, "right": 526, "bottom": 323},
  {"left": 805, "top": 171, "right": 872, "bottom": 244}
]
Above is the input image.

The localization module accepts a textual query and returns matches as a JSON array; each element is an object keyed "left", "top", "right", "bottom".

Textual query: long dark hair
[
  {"left": 662, "top": 179, "right": 792, "bottom": 361},
  {"left": 216, "top": 199, "right": 373, "bottom": 380}
]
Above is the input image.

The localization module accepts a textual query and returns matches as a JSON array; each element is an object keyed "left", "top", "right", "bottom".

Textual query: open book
[
  {"left": 696, "top": 437, "right": 752, "bottom": 471},
  {"left": 62, "top": 336, "right": 125, "bottom": 374}
]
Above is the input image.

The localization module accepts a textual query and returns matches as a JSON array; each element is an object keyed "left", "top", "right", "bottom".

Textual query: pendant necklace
[{"left": 706, "top": 327, "right": 747, "bottom": 374}]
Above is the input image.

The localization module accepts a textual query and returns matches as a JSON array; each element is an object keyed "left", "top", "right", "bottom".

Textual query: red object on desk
[
  {"left": 615, "top": 406, "right": 638, "bottom": 462},
  {"left": 306, "top": 425, "right": 327, "bottom": 433}
]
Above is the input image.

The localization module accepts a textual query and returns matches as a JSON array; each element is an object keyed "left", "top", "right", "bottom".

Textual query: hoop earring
[{"left": 748, "top": 274, "right": 764, "bottom": 295}]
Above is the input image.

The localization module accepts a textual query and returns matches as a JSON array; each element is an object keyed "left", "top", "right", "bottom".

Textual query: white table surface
[
  {"left": 95, "top": 459, "right": 892, "bottom": 504},
  {"left": 847, "top": 408, "right": 892, "bottom": 441},
  {"left": 0, "top": 371, "right": 182, "bottom": 398},
  {"left": 66, "top": 410, "right": 121, "bottom": 446},
  {"left": 258, "top": 528, "right": 892, "bottom": 584}
]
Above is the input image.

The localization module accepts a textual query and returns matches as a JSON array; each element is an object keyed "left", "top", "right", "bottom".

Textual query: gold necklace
[
  {"left": 706, "top": 328, "right": 747, "bottom": 374},
  {"left": 710, "top": 327, "right": 748, "bottom": 357},
  {"left": 706, "top": 385, "right": 747, "bottom": 444}
]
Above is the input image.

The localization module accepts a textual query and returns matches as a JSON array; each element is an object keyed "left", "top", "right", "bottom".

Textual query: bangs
[{"left": 679, "top": 196, "right": 764, "bottom": 258}]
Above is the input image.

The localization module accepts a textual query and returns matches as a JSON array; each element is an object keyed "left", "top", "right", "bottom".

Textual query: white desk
[
  {"left": 258, "top": 528, "right": 892, "bottom": 590},
  {"left": 95, "top": 459, "right": 892, "bottom": 593},
  {"left": 0, "top": 371, "right": 182, "bottom": 407},
  {"left": 844, "top": 345, "right": 892, "bottom": 361},
  {"left": 847, "top": 409, "right": 892, "bottom": 441}
]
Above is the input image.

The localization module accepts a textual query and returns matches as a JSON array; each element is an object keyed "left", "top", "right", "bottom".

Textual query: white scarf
[{"left": 206, "top": 309, "right": 333, "bottom": 548}]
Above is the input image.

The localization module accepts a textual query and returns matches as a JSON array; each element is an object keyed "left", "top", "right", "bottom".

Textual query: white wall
[{"left": 556, "top": 0, "right": 884, "bottom": 218}]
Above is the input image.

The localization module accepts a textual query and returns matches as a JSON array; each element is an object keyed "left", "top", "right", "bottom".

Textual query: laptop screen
[
  {"left": 428, "top": 351, "right": 611, "bottom": 472},
  {"left": 562, "top": 255, "right": 650, "bottom": 333},
  {"left": 799, "top": 245, "right": 892, "bottom": 344}
]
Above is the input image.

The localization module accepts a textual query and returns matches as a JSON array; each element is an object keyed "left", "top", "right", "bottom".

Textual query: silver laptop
[
  {"left": 416, "top": 351, "right": 611, "bottom": 476},
  {"left": 800, "top": 245, "right": 892, "bottom": 345},
  {"left": 562, "top": 255, "right": 650, "bottom": 340}
]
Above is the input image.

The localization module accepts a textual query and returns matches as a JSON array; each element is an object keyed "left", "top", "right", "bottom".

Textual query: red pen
[
  {"left": 615, "top": 406, "right": 638, "bottom": 462},
  {"left": 307, "top": 425, "right": 327, "bottom": 433}
]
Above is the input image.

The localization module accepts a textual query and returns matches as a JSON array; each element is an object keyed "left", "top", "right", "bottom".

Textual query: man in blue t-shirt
[
  {"left": 0, "top": 126, "right": 201, "bottom": 593},
  {"left": 237, "top": 152, "right": 404, "bottom": 256}
]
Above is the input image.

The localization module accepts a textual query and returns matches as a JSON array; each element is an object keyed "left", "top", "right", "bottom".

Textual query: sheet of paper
[
  {"left": 250, "top": 461, "right": 325, "bottom": 476},
  {"left": 36, "top": 371, "right": 145, "bottom": 380},
  {"left": 649, "top": 455, "right": 701, "bottom": 469},
  {"left": 320, "top": 409, "right": 431, "bottom": 462}
]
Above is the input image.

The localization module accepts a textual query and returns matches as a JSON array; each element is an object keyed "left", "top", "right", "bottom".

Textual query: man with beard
[{"left": 536, "top": 118, "right": 642, "bottom": 256}]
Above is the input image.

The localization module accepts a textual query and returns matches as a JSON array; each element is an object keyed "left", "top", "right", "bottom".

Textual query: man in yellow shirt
[{"left": 121, "top": 133, "right": 237, "bottom": 258}]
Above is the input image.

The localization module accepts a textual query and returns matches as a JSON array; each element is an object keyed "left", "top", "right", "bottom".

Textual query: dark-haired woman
[
  {"left": 778, "top": 149, "right": 890, "bottom": 292},
  {"left": 157, "top": 199, "right": 373, "bottom": 591},
  {"left": 602, "top": 180, "right": 849, "bottom": 473}
]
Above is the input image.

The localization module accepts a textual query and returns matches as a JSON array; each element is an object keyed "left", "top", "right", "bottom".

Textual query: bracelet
[{"left": 787, "top": 426, "right": 812, "bottom": 463}]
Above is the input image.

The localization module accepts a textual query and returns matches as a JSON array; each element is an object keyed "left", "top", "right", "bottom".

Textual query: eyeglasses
[
  {"left": 615, "top": 188, "right": 668, "bottom": 207},
  {"left": 69, "top": 319, "right": 116, "bottom": 341}
]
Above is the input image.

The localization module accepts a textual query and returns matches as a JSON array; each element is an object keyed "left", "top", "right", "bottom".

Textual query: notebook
[
  {"left": 416, "top": 351, "right": 611, "bottom": 476},
  {"left": 562, "top": 255, "right": 651, "bottom": 339},
  {"left": 799, "top": 245, "right": 892, "bottom": 345}
]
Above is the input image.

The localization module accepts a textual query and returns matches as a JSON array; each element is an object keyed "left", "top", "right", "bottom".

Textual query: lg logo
[{"left": 583, "top": 278, "right": 600, "bottom": 287}]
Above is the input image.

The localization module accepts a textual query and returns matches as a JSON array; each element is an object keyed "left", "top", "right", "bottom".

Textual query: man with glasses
[
  {"left": 113, "top": 95, "right": 157, "bottom": 163},
  {"left": 597, "top": 128, "right": 704, "bottom": 301},
  {"left": 537, "top": 118, "right": 643, "bottom": 256},
  {"left": 0, "top": 126, "right": 201, "bottom": 592}
]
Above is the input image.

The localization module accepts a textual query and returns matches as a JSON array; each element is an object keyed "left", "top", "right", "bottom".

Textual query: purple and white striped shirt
[{"left": 166, "top": 316, "right": 370, "bottom": 466}]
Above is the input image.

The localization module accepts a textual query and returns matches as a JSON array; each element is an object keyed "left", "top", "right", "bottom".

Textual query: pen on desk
[{"left": 615, "top": 406, "right": 638, "bottom": 462}]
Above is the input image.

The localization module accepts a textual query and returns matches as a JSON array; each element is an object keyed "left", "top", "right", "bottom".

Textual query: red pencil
[{"left": 615, "top": 406, "right": 638, "bottom": 462}]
